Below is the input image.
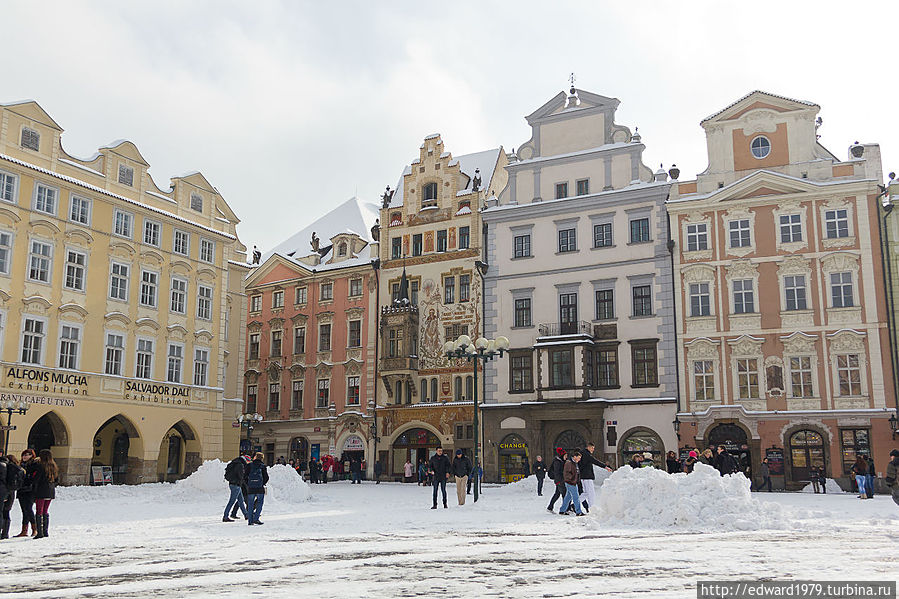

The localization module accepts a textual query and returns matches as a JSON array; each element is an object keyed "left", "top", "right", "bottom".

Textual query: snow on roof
[
  {"left": 455, "top": 205, "right": 472, "bottom": 216},
  {"left": 99, "top": 139, "right": 131, "bottom": 149},
  {"left": 1, "top": 99, "right": 40, "bottom": 106},
  {"left": 58, "top": 158, "right": 104, "bottom": 178},
  {"left": 263, "top": 196, "right": 379, "bottom": 262},
  {"left": 386, "top": 148, "right": 502, "bottom": 208}
]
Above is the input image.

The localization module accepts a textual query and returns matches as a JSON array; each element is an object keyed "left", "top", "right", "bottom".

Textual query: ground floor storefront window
[
  {"left": 788, "top": 430, "right": 825, "bottom": 483},
  {"left": 839, "top": 428, "right": 870, "bottom": 475},
  {"left": 619, "top": 429, "right": 663, "bottom": 467},
  {"left": 391, "top": 428, "right": 440, "bottom": 476},
  {"left": 498, "top": 434, "right": 529, "bottom": 483}
]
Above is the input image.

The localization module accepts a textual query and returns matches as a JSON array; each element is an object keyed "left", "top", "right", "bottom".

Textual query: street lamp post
[
  {"left": 443, "top": 334, "right": 510, "bottom": 502},
  {"left": 0, "top": 398, "right": 30, "bottom": 456},
  {"left": 238, "top": 412, "right": 263, "bottom": 454}
]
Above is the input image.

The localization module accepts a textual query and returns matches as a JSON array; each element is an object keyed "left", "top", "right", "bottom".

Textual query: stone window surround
[
  {"left": 727, "top": 335, "right": 765, "bottom": 401},
  {"left": 725, "top": 259, "right": 759, "bottom": 317},
  {"left": 625, "top": 205, "right": 653, "bottom": 245},
  {"left": 590, "top": 278, "right": 616, "bottom": 321},
  {"left": 820, "top": 252, "right": 860, "bottom": 309},
  {"left": 589, "top": 211, "right": 615, "bottom": 250},
  {"left": 722, "top": 207, "right": 756, "bottom": 258},
  {"left": 510, "top": 223, "right": 534, "bottom": 259},
  {"left": 627, "top": 273, "right": 654, "bottom": 318},
  {"left": 682, "top": 264, "right": 717, "bottom": 319},
  {"left": 681, "top": 212, "right": 713, "bottom": 261},
  {"left": 827, "top": 329, "right": 868, "bottom": 399},
  {"left": 777, "top": 255, "right": 813, "bottom": 314},
  {"left": 819, "top": 198, "right": 856, "bottom": 249},
  {"left": 554, "top": 216, "right": 580, "bottom": 254},
  {"left": 781, "top": 332, "right": 819, "bottom": 401},
  {"left": 510, "top": 287, "right": 535, "bottom": 329},
  {"left": 772, "top": 201, "right": 808, "bottom": 253},
  {"left": 685, "top": 337, "right": 721, "bottom": 406}
]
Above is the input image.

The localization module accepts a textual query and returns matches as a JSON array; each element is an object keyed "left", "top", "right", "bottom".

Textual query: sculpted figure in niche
[
  {"left": 766, "top": 364, "right": 784, "bottom": 395},
  {"left": 371, "top": 219, "right": 380, "bottom": 242},
  {"left": 311, "top": 232, "right": 320, "bottom": 253},
  {"left": 381, "top": 186, "right": 393, "bottom": 209}
]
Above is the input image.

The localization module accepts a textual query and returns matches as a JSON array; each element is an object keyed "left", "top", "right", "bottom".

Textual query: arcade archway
[
  {"left": 92, "top": 415, "right": 144, "bottom": 484},
  {"left": 157, "top": 420, "right": 201, "bottom": 482}
]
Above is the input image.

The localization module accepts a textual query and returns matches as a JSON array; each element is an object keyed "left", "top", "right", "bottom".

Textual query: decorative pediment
[
  {"left": 57, "top": 303, "right": 88, "bottom": 322},
  {"left": 268, "top": 317, "right": 285, "bottom": 330},
  {"left": 781, "top": 331, "right": 817, "bottom": 354},
  {"left": 247, "top": 320, "right": 263, "bottom": 333},
  {"left": 701, "top": 91, "right": 818, "bottom": 126},
  {"left": 820, "top": 252, "right": 859, "bottom": 274},
  {"left": 526, "top": 89, "right": 620, "bottom": 123},
  {"left": 170, "top": 260, "right": 192, "bottom": 276},
  {"left": 827, "top": 329, "right": 866, "bottom": 353},
  {"left": 140, "top": 250, "right": 165, "bottom": 267},
  {"left": 29, "top": 217, "right": 60, "bottom": 237},
  {"left": 344, "top": 358, "right": 362, "bottom": 376},
  {"left": 244, "top": 369, "right": 260, "bottom": 382},
  {"left": 65, "top": 228, "right": 93, "bottom": 246},
  {"left": 682, "top": 264, "right": 716, "bottom": 284},
  {"left": 0, "top": 206, "right": 21, "bottom": 226},
  {"left": 108, "top": 241, "right": 136, "bottom": 259},
  {"left": 289, "top": 363, "right": 306, "bottom": 376},
  {"left": 709, "top": 170, "right": 819, "bottom": 204},
  {"left": 346, "top": 307, "right": 364, "bottom": 319},
  {"left": 104, "top": 311, "right": 130, "bottom": 327},
  {"left": 778, "top": 255, "right": 811, "bottom": 276},
  {"left": 195, "top": 329, "right": 214, "bottom": 343},
  {"left": 266, "top": 361, "right": 282, "bottom": 380},
  {"left": 22, "top": 296, "right": 51, "bottom": 315},
  {"left": 317, "top": 311, "right": 334, "bottom": 324},
  {"left": 725, "top": 259, "right": 758, "bottom": 281},
  {"left": 727, "top": 334, "right": 764, "bottom": 357},
  {"left": 315, "top": 362, "right": 332, "bottom": 377},
  {"left": 685, "top": 337, "right": 721, "bottom": 361},
  {"left": 196, "top": 267, "right": 216, "bottom": 281},
  {"left": 290, "top": 313, "right": 308, "bottom": 325},
  {"left": 0, "top": 289, "right": 10, "bottom": 305},
  {"left": 136, "top": 317, "right": 159, "bottom": 331},
  {"left": 166, "top": 324, "right": 188, "bottom": 341}
]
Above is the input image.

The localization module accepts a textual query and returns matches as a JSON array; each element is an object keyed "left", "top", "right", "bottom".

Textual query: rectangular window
[
  {"left": 140, "top": 271, "right": 158, "bottom": 308},
  {"left": 558, "top": 228, "right": 577, "bottom": 253},
  {"left": 729, "top": 219, "right": 751, "bottom": 248},
  {"left": 549, "top": 349, "right": 572, "bottom": 388},
  {"left": 629, "top": 218, "right": 650, "bottom": 243},
  {"left": 412, "top": 234, "right": 422, "bottom": 256},
  {"left": 271, "top": 330, "right": 282, "bottom": 357},
  {"left": 576, "top": 179, "right": 589, "bottom": 196},
  {"left": 459, "top": 226, "right": 470, "bottom": 249},
  {"left": 349, "top": 278, "right": 363, "bottom": 297},
  {"left": 190, "top": 193, "right": 203, "bottom": 212},
  {"left": 596, "top": 347, "right": 619, "bottom": 388},
  {"left": 248, "top": 333, "right": 260, "bottom": 360},
  {"left": 268, "top": 382, "right": 280, "bottom": 411},
  {"left": 555, "top": 182, "right": 568, "bottom": 199},
  {"left": 347, "top": 376, "right": 361, "bottom": 405},
  {"left": 733, "top": 279, "right": 754, "bottom": 314},
  {"left": 199, "top": 238, "right": 215, "bottom": 263},
  {"left": 513, "top": 234, "right": 531, "bottom": 258},
  {"left": 118, "top": 164, "right": 134, "bottom": 186},
  {"left": 28, "top": 240, "right": 52, "bottom": 283},
  {"left": 110, "top": 262, "right": 129, "bottom": 300},
  {"left": 437, "top": 230, "right": 447, "bottom": 252},
  {"left": 136, "top": 339, "right": 154, "bottom": 379},
  {"left": 295, "top": 287, "right": 307, "bottom": 305},
  {"left": 246, "top": 385, "right": 258, "bottom": 413},
  {"left": 70, "top": 195, "right": 91, "bottom": 225},
  {"left": 694, "top": 361, "right": 715, "bottom": 401},
  {"left": 250, "top": 295, "right": 262, "bottom": 312},
  {"left": 320, "top": 282, "right": 333, "bottom": 301},
  {"left": 0, "top": 231, "right": 10, "bottom": 274},
  {"left": 631, "top": 342, "right": 658, "bottom": 387},
  {"left": 632, "top": 284, "right": 652, "bottom": 317},
  {"left": 444, "top": 276, "right": 455, "bottom": 304},
  {"left": 317, "top": 379, "right": 330, "bottom": 408},
  {"left": 559, "top": 293, "right": 578, "bottom": 326},
  {"left": 391, "top": 238, "right": 402, "bottom": 260},
  {"left": 825, "top": 209, "right": 850, "bottom": 239},
  {"left": 689, "top": 283, "right": 710, "bottom": 317},
  {"left": 34, "top": 184, "right": 58, "bottom": 215},
  {"left": 459, "top": 274, "right": 470, "bottom": 302},
  {"left": 105, "top": 333, "right": 125, "bottom": 375},
  {"left": 837, "top": 354, "right": 862, "bottom": 396},
  {"left": 173, "top": 230, "right": 189, "bottom": 256},
  {"left": 272, "top": 290, "right": 284, "bottom": 309},
  {"left": 294, "top": 327, "right": 305, "bottom": 354},
  {"left": 114, "top": 210, "right": 133, "bottom": 238},
  {"left": 21, "top": 318, "right": 45, "bottom": 364},
  {"left": 64, "top": 249, "right": 86, "bottom": 291},
  {"left": 197, "top": 285, "right": 212, "bottom": 320},
  {"left": 0, "top": 171, "right": 16, "bottom": 203},
  {"left": 194, "top": 349, "right": 209, "bottom": 386},
  {"left": 411, "top": 280, "right": 419, "bottom": 305},
  {"left": 388, "top": 327, "right": 403, "bottom": 358},
  {"left": 514, "top": 298, "right": 531, "bottom": 327},
  {"left": 784, "top": 275, "right": 807, "bottom": 311},
  {"left": 595, "top": 289, "right": 614, "bottom": 320},
  {"left": 348, "top": 320, "right": 361, "bottom": 347},
  {"left": 58, "top": 325, "right": 80, "bottom": 370},
  {"left": 840, "top": 429, "right": 870, "bottom": 476},
  {"left": 510, "top": 352, "right": 534, "bottom": 392},
  {"left": 167, "top": 344, "right": 183, "bottom": 383},
  {"left": 319, "top": 323, "right": 331, "bottom": 351},
  {"left": 790, "top": 356, "right": 813, "bottom": 397},
  {"left": 143, "top": 220, "right": 161, "bottom": 247},
  {"left": 585, "top": 349, "right": 594, "bottom": 387},
  {"left": 736, "top": 358, "right": 759, "bottom": 399},
  {"left": 21, "top": 127, "right": 40, "bottom": 151},
  {"left": 593, "top": 223, "right": 612, "bottom": 248},
  {"left": 779, "top": 214, "right": 802, "bottom": 243},
  {"left": 830, "top": 272, "right": 853, "bottom": 308},
  {"left": 686, "top": 223, "right": 708, "bottom": 252},
  {"left": 170, "top": 278, "right": 187, "bottom": 314},
  {"left": 291, "top": 380, "right": 304, "bottom": 410}
]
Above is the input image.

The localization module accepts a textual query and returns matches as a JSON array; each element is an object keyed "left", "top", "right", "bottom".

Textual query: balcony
[
  {"left": 538, "top": 321, "right": 593, "bottom": 337},
  {"left": 379, "top": 356, "right": 419, "bottom": 372}
]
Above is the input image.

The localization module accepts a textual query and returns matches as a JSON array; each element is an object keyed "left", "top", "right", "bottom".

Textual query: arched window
[
  {"left": 466, "top": 376, "right": 473, "bottom": 400},
  {"left": 789, "top": 429, "right": 825, "bottom": 483},
  {"left": 420, "top": 379, "right": 428, "bottom": 402},
  {"left": 430, "top": 378, "right": 438, "bottom": 402},
  {"left": 454, "top": 376, "right": 462, "bottom": 401},
  {"left": 405, "top": 382, "right": 413, "bottom": 404}
]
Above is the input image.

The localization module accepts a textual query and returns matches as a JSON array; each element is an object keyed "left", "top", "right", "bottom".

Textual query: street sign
[{"left": 0, "top": 425, "right": 15, "bottom": 431}]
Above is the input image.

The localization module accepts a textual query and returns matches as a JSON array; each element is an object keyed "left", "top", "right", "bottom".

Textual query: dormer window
[
  {"left": 21, "top": 128, "right": 40, "bottom": 151},
  {"left": 422, "top": 182, "right": 438, "bottom": 207},
  {"left": 338, "top": 242, "right": 347, "bottom": 257},
  {"left": 118, "top": 164, "right": 134, "bottom": 186},
  {"left": 190, "top": 193, "right": 203, "bottom": 212},
  {"left": 750, "top": 136, "right": 771, "bottom": 159}
]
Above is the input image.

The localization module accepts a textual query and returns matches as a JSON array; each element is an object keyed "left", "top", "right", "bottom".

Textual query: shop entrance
[
  {"left": 788, "top": 430, "right": 825, "bottom": 483},
  {"left": 619, "top": 428, "right": 664, "bottom": 467},
  {"left": 93, "top": 415, "right": 142, "bottom": 484},
  {"left": 707, "top": 423, "right": 751, "bottom": 476},
  {"left": 498, "top": 434, "right": 529, "bottom": 483},
  {"left": 289, "top": 437, "right": 309, "bottom": 464},
  {"left": 391, "top": 427, "right": 440, "bottom": 476},
  {"left": 339, "top": 435, "right": 366, "bottom": 480}
]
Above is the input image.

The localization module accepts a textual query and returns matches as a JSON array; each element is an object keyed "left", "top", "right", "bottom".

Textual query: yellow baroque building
[{"left": 0, "top": 101, "right": 249, "bottom": 484}]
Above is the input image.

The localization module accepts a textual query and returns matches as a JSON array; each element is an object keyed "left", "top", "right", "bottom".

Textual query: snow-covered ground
[{"left": 2, "top": 463, "right": 897, "bottom": 598}]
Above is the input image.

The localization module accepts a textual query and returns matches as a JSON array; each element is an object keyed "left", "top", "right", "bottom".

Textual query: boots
[
  {"left": 14, "top": 522, "right": 30, "bottom": 537},
  {"left": 0, "top": 516, "right": 9, "bottom": 539},
  {"left": 42, "top": 514, "right": 49, "bottom": 537},
  {"left": 33, "top": 514, "right": 45, "bottom": 539}
]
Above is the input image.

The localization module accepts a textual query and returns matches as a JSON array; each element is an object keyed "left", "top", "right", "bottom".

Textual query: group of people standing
[
  {"left": 0, "top": 449, "right": 58, "bottom": 539},
  {"left": 425, "top": 447, "right": 476, "bottom": 508},
  {"left": 536, "top": 442, "right": 611, "bottom": 517}
]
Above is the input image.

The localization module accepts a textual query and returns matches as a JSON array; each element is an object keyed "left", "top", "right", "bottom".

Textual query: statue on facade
[
  {"left": 472, "top": 168, "right": 481, "bottom": 192},
  {"left": 371, "top": 219, "right": 380, "bottom": 242},
  {"left": 381, "top": 186, "right": 393, "bottom": 209},
  {"left": 251, "top": 245, "right": 261, "bottom": 265},
  {"left": 311, "top": 231, "right": 320, "bottom": 253}
]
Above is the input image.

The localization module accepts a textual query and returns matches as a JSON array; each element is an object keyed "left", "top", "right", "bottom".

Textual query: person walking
[
  {"left": 32, "top": 449, "right": 58, "bottom": 539},
  {"left": 666, "top": 451, "right": 681, "bottom": 474},
  {"left": 374, "top": 460, "right": 383, "bottom": 484},
  {"left": 350, "top": 457, "right": 362, "bottom": 484},
  {"left": 885, "top": 449, "right": 899, "bottom": 506},
  {"left": 864, "top": 455, "right": 875, "bottom": 499},
  {"left": 452, "top": 450, "right": 472, "bottom": 506},
  {"left": 15, "top": 449, "right": 37, "bottom": 537},
  {"left": 1, "top": 455, "right": 23, "bottom": 539},
  {"left": 244, "top": 452, "right": 269, "bottom": 525},
  {"left": 223, "top": 454, "right": 249, "bottom": 522},
  {"left": 811, "top": 464, "right": 822, "bottom": 494},
  {"left": 851, "top": 455, "right": 868, "bottom": 499},
  {"left": 559, "top": 451, "right": 585, "bottom": 516},
  {"left": 0, "top": 455, "right": 9, "bottom": 540},
  {"left": 417, "top": 460, "right": 428, "bottom": 486},
  {"left": 228, "top": 455, "right": 252, "bottom": 520},
  {"left": 759, "top": 458, "right": 772, "bottom": 492},
  {"left": 428, "top": 447, "right": 451, "bottom": 509},
  {"left": 533, "top": 456, "right": 547, "bottom": 496},
  {"left": 579, "top": 442, "right": 611, "bottom": 513},
  {"left": 714, "top": 446, "right": 738, "bottom": 477},
  {"left": 546, "top": 448, "right": 567, "bottom": 513}
]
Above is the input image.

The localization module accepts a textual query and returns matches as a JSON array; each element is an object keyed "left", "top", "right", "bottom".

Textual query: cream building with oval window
[{"left": 0, "top": 101, "right": 248, "bottom": 484}]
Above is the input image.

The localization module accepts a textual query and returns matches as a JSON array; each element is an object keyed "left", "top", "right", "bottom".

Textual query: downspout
[
  {"left": 666, "top": 204, "right": 682, "bottom": 428},
  {"left": 371, "top": 258, "right": 381, "bottom": 470},
  {"left": 876, "top": 194, "right": 899, "bottom": 425}
]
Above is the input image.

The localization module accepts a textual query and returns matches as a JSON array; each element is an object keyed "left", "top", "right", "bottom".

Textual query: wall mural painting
[{"left": 417, "top": 275, "right": 481, "bottom": 370}]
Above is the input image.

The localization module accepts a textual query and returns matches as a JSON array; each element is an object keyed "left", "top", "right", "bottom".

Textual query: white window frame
[
  {"left": 170, "top": 276, "right": 188, "bottom": 314},
  {"left": 104, "top": 331, "right": 125, "bottom": 376},
  {"left": 63, "top": 247, "right": 88, "bottom": 292},
  {"left": 272, "top": 290, "right": 284, "bottom": 309},
  {"left": 197, "top": 285, "right": 213, "bottom": 321},
  {"left": 28, "top": 237, "right": 53, "bottom": 284},
  {"left": 136, "top": 337, "right": 155, "bottom": 379},
  {"left": 346, "top": 375, "right": 361, "bottom": 405},
  {"left": 824, "top": 209, "right": 850, "bottom": 239},
  {"left": 199, "top": 238, "right": 215, "bottom": 263},
  {"left": 173, "top": 229, "right": 190, "bottom": 256},
  {"left": 320, "top": 282, "right": 333, "bottom": 301},
  {"left": 835, "top": 353, "right": 863, "bottom": 397},
  {"left": 143, "top": 219, "right": 162, "bottom": 247},
  {"left": 349, "top": 278, "right": 363, "bottom": 297},
  {"left": 829, "top": 272, "right": 855, "bottom": 308},
  {"left": 167, "top": 342, "right": 184, "bottom": 384},
  {"left": 692, "top": 360, "right": 715, "bottom": 402},
  {"left": 57, "top": 322, "right": 82, "bottom": 370},
  {"left": 0, "top": 170, "right": 18, "bottom": 204},
  {"left": 732, "top": 279, "right": 755, "bottom": 314},
  {"left": 250, "top": 295, "right": 262, "bottom": 312},
  {"left": 735, "top": 357, "right": 760, "bottom": 400},
  {"left": 689, "top": 282, "right": 711, "bottom": 317},
  {"left": 783, "top": 275, "right": 808, "bottom": 311},
  {"left": 0, "top": 229, "right": 14, "bottom": 275},
  {"left": 32, "top": 182, "right": 58, "bottom": 216},
  {"left": 69, "top": 194, "right": 92, "bottom": 225},
  {"left": 779, "top": 213, "right": 802, "bottom": 244},
  {"left": 21, "top": 315, "right": 48, "bottom": 365},
  {"left": 109, "top": 261, "right": 130, "bottom": 301},
  {"left": 140, "top": 269, "right": 159, "bottom": 308},
  {"left": 295, "top": 286, "right": 307, "bottom": 305},
  {"left": 291, "top": 380, "right": 304, "bottom": 410},
  {"left": 113, "top": 209, "right": 134, "bottom": 239},
  {"left": 750, "top": 135, "right": 771, "bottom": 159},
  {"left": 786, "top": 355, "right": 815, "bottom": 399},
  {"left": 193, "top": 347, "right": 209, "bottom": 387},
  {"left": 728, "top": 219, "right": 752, "bottom": 249}
]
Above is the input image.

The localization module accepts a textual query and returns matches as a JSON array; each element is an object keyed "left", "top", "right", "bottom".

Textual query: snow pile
[
  {"left": 800, "top": 479, "right": 848, "bottom": 494},
  {"left": 266, "top": 464, "right": 312, "bottom": 503},
  {"left": 175, "top": 458, "right": 229, "bottom": 495},
  {"left": 596, "top": 463, "right": 787, "bottom": 531}
]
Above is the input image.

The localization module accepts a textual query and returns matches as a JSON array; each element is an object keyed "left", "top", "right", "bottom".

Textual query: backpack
[
  {"left": 224, "top": 459, "right": 242, "bottom": 484},
  {"left": 247, "top": 462, "right": 265, "bottom": 488},
  {"left": 6, "top": 463, "right": 24, "bottom": 491}
]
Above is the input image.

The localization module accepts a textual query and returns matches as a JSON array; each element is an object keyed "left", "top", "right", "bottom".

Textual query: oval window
[{"left": 751, "top": 136, "right": 771, "bottom": 159}]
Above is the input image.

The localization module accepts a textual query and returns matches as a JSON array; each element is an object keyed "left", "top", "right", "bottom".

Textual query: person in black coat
[
  {"left": 714, "top": 446, "right": 738, "bottom": 477},
  {"left": 0, "top": 456, "right": 8, "bottom": 540},
  {"left": 532, "top": 456, "right": 547, "bottom": 496},
  {"left": 579, "top": 442, "right": 611, "bottom": 513},
  {"left": 666, "top": 451, "right": 681, "bottom": 474},
  {"left": 244, "top": 452, "right": 269, "bottom": 525},
  {"left": 350, "top": 457, "right": 363, "bottom": 485},
  {"left": 16, "top": 449, "right": 37, "bottom": 537},
  {"left": 428, "top": 447, "right": 451, "bottom": 509},
  {"left": 451, "top": 450, "right": 472, "bottom": 506},
  {"left": 223, "top": 455, "right": 249, "bottom": 522},
  {"left": 546, "top": 449, "right": 568, "bottom": 512},
  {"left": 32, "top": 449, "right": 58, "bottom": 539}
]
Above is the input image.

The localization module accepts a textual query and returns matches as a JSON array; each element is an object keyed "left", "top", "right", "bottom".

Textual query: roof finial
[{"left": 569, "top": 72, "right": 576, "bottom": 95}]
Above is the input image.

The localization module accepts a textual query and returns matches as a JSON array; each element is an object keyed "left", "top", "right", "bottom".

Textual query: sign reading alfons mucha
[{"left": 4, "top": 366, "right": 89, "bottom": 396}]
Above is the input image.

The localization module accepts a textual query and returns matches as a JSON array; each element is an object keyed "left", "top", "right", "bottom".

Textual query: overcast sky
[{"left": 5, "top": 1, "right": 897, "bottom": 249}]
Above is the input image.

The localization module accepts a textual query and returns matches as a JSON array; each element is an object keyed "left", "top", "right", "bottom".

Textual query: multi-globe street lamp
[
  {"left": 442, "top": 334, "right": 510, "bottom": 502},
  {"left": 238, "top": 412, "right": 263, "bottom": 453},
  {"left": 0, "top": 397, "right": 30, "bottom": 456}
]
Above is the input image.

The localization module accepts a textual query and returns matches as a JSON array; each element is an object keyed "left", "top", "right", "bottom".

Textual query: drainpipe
[
  {"left": 875, "top": 183, "right": 899, "bottom": 429},
  {"left": 666, "top": 206, "right": 682, "bottom": 432},
  {"left": 371, "top": 258, "right": 381, "bottom": 472}
]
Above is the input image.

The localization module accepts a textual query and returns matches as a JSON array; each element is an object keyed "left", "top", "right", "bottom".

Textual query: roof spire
[{"left": 397, "top": 264, "right": 410, "bottom": 305}]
